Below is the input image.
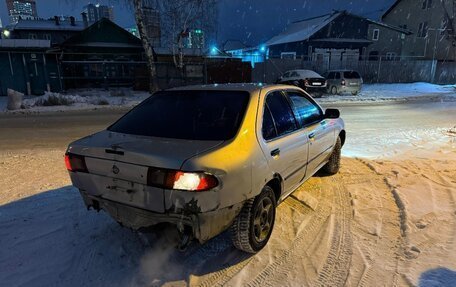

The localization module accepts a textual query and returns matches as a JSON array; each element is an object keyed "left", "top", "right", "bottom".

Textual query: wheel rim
[{"left": 253, "top": 197, "right": 274, "bottom": 243}]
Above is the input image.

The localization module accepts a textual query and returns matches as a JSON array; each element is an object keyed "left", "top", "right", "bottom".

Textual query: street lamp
[{"left": 2, "top": 30, "right": 10, "bottom": 38}]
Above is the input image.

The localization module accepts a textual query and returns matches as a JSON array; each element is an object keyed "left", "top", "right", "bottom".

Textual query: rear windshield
[
  {"left": 108, "top": 90, "right": 250, "bottom": 141},
  {"left": 344, "top": 71, "right": 361, "bottom": 79}
]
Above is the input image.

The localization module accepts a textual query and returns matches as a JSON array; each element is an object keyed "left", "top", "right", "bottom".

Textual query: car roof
[
  {"left": 168, "top": 83, "right": 273, "bottom": 93},
  {"left": 285, "top": 69, "right": 322, "bottom": 77}
]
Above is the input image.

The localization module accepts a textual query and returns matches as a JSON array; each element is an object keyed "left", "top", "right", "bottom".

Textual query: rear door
[
  {"left": 260, "top": 90, "right": 309, "bottom": 195},
  {"left": 286, "top": 90, "right": 334, "bottom": 175}
]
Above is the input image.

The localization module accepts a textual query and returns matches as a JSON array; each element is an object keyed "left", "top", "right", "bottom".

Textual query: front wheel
[
  {"left": 230, "top": 186, "right": 276, "bottom": 253},
  {"left": 321, "top": 137, "right": 342, "bottom": 175},
  {"left": 330, "top": 86, "right": 338, "bottom": 95}
]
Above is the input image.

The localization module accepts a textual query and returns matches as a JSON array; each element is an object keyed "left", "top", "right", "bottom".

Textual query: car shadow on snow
[
  {"left": 419, "top": 268, "right": 456, "bottom": 287},
  {"left": 0, "top": 187, "right": 251, "bottom": 287}
]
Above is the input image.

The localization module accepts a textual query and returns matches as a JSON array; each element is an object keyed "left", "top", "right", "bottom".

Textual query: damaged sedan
[{"left": 65, "top": 84, "right": 345, "bottom": 253}]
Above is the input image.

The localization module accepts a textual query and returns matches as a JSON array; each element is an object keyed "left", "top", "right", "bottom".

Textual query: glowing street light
[
  {"left": 259, "top": 45, "right": 266, "bottom": 53},
  {"left": 2, "top": 30, "right": 10, "bottom": 38},
  {"left": 210, "top": 46, "right": 218, "bottom": 55}
]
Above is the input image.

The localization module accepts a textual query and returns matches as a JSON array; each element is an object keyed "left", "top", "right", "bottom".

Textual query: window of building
[
  {"left": 28, "top": 33, "right": 37, "bottom": 39},
  {"left": 417, "top": 22, "right": 428, "bottom": 38},
  {"left": 44, "top": 34, "right": 51, "bottom": 41},
  {"left": 281, "top": 52, "right": 296, "bottom": 60},
  {"left": 386, "top": 52, "right": 397, "bottom": 61},
  {"left": 372, "top": 29, "right": 380, "bottom": 41},
  {"left": 440, "top": 18, "right": 449, "bottom": 36}
]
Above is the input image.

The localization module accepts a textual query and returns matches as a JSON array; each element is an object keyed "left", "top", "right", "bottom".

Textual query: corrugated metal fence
[{"left": 253, "top": 57, "right": 456, "bottom": 84}]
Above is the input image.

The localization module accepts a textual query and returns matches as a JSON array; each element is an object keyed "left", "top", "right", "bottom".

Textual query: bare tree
[
  {"left": 132, "top": 0, "right": 159, "bottom": 92},
  {"left": 158, "top": 0, "right": 218, "bottom": 68}
]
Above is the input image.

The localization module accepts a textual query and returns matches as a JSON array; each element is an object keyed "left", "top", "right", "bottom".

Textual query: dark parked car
[{"left": 277, "top": 69, "right": 327, "bottom": 97}]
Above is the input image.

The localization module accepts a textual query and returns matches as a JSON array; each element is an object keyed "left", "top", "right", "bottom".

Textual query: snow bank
[
  {"left": 0, "top": 89, "right": 150, "bottom": 113},
  {"left": 318, "top": 82, "right": 456, "bottom": 104}
]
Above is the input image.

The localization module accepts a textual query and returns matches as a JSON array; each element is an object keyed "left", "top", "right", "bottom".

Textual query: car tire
[
  {"left": 230, "top": 186, "right": 276, "bottom": 253},
  {"left": 351, "top": 91, "right": 358, "bottom": 96},
  {"left": 330, "top": 86, "right": 338, "bottom": 95},
  {"left": 321, "top": 136, "right": 342, "bottom": 175}
]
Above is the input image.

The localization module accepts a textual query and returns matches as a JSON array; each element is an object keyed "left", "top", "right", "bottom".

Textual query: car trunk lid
[{"left": 68, "top": 130, "right": 224, "bottom": 184}]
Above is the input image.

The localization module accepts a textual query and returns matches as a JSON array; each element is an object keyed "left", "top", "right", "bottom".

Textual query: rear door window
[
  {"left": 287, "top": 91, "right": 323, "bottom": 127},
  {"left": 335, "top": 72, "right": 341, "bottom": 79},
  {"left": 265, "top": 91, "right": 298, "bottom": 137},
  {"left": 108, "top": 90, "right": 249, "bottom": 141},
  {"left": 262, "top": 105, "right": 277, "bottom": 140},
  {"left": 290, "top": 71, "right": 299, "bottom": 78},
  {"left": 344, "top": 71, "right": 361, "bottom": 79}
]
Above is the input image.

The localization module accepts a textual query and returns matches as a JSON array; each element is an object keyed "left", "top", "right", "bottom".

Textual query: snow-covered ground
[
  {"left": 0, "top": 83, "right": 455, "bottom": 113},
  {"left": 0, "top": 92, "right": 455, "bottom": 286}
]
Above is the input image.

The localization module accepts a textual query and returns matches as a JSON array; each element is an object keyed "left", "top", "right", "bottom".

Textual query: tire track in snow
[
  {"left": 244, "top": 184, "right": 334, "bottom": 287},
  {"left": 314, "top": 176, "right": 352, "bottom": 287}
]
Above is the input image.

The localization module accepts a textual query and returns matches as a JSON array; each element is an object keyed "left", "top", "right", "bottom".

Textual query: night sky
[{"left": 0, "top": 0, "right": 396, "bottom": 45}]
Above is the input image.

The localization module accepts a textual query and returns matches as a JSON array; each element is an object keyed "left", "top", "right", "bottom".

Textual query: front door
[{"left": 286, "top": 90, "right": 334, "bottom": 175}]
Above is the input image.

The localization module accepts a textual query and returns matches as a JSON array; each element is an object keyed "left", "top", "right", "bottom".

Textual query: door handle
[
  {"left": 309, "top": 132, "right": 316, "bottom": 139},
  {"left": 270, "top": 148, "right": 280, "bottom": 157}
]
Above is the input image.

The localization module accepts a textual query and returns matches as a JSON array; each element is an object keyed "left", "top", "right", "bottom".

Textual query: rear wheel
[
  {"left": 321, "top": 137, "right": 342, "bottom": 175},
  {"left": 231, "top": 186, "right": 276, "bottom": 253},
  {"left": 330, "top": 86, "right": 338, "bottom": 95}
]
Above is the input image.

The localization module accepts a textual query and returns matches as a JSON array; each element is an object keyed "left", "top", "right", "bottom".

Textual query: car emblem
[{"left": 112, "top": 165, "right": 120, "bottom": 174}]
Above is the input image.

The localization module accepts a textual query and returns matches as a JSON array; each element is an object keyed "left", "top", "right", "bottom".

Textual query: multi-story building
[
  {"left": 82, "top": 3, "right": 114, "bottom": 25},
  {"left": 6, "top": 0, "right": 38, "bottom": 24},
  {"left": 158, "top": 0, "right": 217, "bottom": 50},
  {"left": 185, "top": 29, "right": 205, "bottom": 49},
  {"left": 382, "top": 0, "right": 456, "bottom": 61}
]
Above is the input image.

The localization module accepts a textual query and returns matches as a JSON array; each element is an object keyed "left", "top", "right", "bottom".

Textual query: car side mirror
[{"left": 325, "top": 108, "right": 340, "bottom": 119}]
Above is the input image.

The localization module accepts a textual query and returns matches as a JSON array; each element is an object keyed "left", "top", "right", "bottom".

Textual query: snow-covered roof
[
  {"left": 0, "top": 39, "right": 50, "bottom": 48},
  {"left": 10, "top": 19, "right": 85, "bottom": 31},
  {"left": 265, "top": 12, "right": 340, "bottom": 47},
  {"left": 295, "top": 70, "right": 323, "bottom": 78}
]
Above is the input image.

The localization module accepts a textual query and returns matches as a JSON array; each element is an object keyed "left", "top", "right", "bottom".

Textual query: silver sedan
[{"left": 65, "top": 84, "right": 345, "bottom": 253}]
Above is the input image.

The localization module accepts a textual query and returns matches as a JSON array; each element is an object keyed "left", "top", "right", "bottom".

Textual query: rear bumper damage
[{"left": 79, "top": 190, "right": 244, "bottom": 243}]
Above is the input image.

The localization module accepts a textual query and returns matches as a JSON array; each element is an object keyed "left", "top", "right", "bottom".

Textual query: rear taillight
[
  {"left": 64, "top": 153, "right": 88, "bottom": 173},
  {"left": 147, "top": 167, "right": 218, "bottom": 191},
  {"left": 341, "top": 80, "right": 346, "bottom": 86}
]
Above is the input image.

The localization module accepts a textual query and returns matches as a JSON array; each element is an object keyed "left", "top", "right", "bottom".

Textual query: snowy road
[{"left": 0, "top": 99, "right": 455, "bottom": 286}]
